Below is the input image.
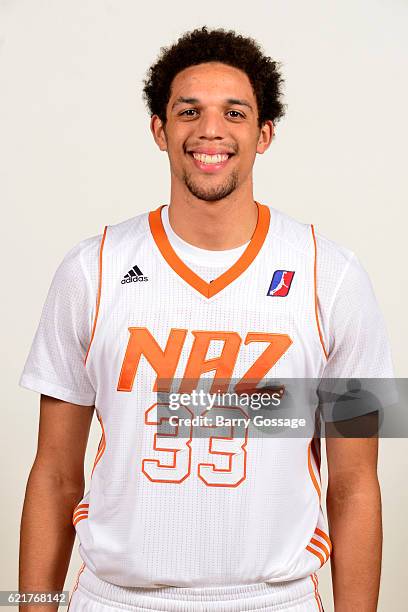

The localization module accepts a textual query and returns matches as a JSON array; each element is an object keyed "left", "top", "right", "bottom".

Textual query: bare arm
[
  {"left": 19, "top": 395, "right": 94, "bottom": 611},
  {"left": 326, "top": 414, "right": 381, "bottom": 612}
]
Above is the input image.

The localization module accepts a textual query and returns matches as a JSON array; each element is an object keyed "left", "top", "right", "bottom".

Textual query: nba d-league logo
[{"left": 267, "top": 270, "right": 295, "bottom": 297}]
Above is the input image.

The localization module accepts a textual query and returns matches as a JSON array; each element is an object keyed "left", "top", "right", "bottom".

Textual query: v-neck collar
[{"left": 148, "top": 202, "right": 270, "bottom": 299}]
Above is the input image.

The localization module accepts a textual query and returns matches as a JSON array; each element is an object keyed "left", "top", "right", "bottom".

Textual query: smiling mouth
[
  {"left": 190, "top": 152, "right": 231, "bottom": 165},
  {"left": 187, "top": 151, "right": 235, "bottom": 174}
]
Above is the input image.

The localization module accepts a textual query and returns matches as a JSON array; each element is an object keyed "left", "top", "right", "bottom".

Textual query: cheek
[
  {"left": 167, "top": 133, "right": 189, "bottom": 159},
  {"left": 166, "top": 139, "right": 182, "bottom": 161},
  {"left": 238, "top": 136, "right": 259, "bottom": 162},
  {"left": 236, "top": 129, "right": 259, "bottom": 151}
]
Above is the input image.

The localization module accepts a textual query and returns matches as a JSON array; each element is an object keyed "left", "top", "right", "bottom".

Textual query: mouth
[{"left": 188, "top": 151, "right": 234, "bottom": 173}]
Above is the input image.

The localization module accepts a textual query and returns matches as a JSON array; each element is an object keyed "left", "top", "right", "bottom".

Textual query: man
[{"left": 19, "top": 27, "right": 394, "bottom": 611}]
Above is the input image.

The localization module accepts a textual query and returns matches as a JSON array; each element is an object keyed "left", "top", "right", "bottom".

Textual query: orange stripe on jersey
[
  {"left": 84, "top": 225, "right": 108, "bottom": 365},
  {"left": 67, "top": 561, "right": 86, "bottom": 612},
  {"left": 307, "top": 440, "right": 321, "bottom": 498},
  {"left": 306, "top": 544, "right": 325, "bottom": 567},
  {"left": 72, "top": 503, "right": 89, "bottom": 525},
  {"left": 74, "top": 562, "right": 85, "bottom": 589},
  {"left": 310, "top": 537, "right": 330, "bottom": 559},
  {"left": 91, "top": 410, "right": 106, "bottom": 477},
  {"left": 311, "top": 573, "right": 324, "bottom": 611},
  {"left": 310, "top": 437, "right": 321, "bottom": 484},
  {"left": 310, "top": 225, "right": 328, "bottom": 361},
  {"left": 72, "top": 412, "right": 106, "bottom": 527},
  {"left": 148, "top": 202, "right": 270, "bottom": 299},
  {"left": 73, "top": 504, "right": 89, "bottom": 515},
  {"left": 73, "top": 512, "right": 88, "bottom": 526},
  {"left": 73, "top": 503, "right": 89, "bottom": 511},
  {"left": 315, "top": 527, "right": 333, "bottom": 553}
]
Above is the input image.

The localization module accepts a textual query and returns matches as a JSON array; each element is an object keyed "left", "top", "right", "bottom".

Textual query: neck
[{"left": 167, "top": 181, "right": 258, "bottom": 250}]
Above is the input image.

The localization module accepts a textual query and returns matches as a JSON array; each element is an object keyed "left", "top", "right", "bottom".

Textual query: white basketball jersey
[{"left": 20, "top": 202, "right": 394, "bottom": 588}]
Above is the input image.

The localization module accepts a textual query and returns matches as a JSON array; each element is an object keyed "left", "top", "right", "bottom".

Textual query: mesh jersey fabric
[
  {"left": 19, "top": 203, "right": 394, "bottom": 589},
  {"left": 19, "top": 234, "right": 99, "bottom": 406},
  {"left": 20, "top": 203, "right": 394, "bottom": 407}
]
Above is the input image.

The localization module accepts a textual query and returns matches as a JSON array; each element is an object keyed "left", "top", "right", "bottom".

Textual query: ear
[
  {"left": 150, "top": 114, "right": 168, "bottom": 151},
  {"left": 256, "top": 120, "right": 274, "bottom": 154}
]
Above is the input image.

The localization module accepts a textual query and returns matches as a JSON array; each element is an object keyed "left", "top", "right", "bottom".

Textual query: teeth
[{"left": 192, "top": 153, "right": 229, "bottom": 164}]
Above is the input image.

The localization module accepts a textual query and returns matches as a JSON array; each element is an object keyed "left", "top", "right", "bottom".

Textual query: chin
[{"left": 183, "top": 172, "right": 239, "bottom": 203}]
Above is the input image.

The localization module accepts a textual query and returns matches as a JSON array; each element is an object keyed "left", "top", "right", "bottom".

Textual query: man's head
[{"left": 143, "top": 27, "right": 285, "bottom": 203}]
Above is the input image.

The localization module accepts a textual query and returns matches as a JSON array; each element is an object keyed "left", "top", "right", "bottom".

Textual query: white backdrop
[{"left": 1, "top": 1, "right": 407, "bottom": 610}]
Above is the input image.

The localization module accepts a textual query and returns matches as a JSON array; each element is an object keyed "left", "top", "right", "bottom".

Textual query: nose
[{"left": 197, "top": 109, "right": 227, "bottom": 140}]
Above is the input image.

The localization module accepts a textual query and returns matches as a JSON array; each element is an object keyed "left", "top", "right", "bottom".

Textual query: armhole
[
  {"left": 310, "top": 225, "right": 329, "bottom": 361},
  {"left": 84, "top": 226, "right": 108, "bottom": 365}
]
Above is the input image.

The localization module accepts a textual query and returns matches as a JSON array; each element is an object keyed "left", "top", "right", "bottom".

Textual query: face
[{"left": 150, "top": 62, "right": 273, "bottom": 202}]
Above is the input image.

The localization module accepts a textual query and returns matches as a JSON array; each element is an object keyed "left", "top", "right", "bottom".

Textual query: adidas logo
[{"left": 121, "top": 265, "right": 149, "bottom": 284}]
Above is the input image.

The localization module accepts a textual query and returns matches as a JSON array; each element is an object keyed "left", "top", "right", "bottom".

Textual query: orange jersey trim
[
  {"left": 306, "top": 544, "right": 325, "bottom": 567},
  {"left": 72, "top": 503, "right": 89, "bottom": 526},
  {"left": 310, "top": 537, "right": 330, "bottom": 558},
  {"left": 67, "top": 561, "right": 86, "bottom": 612},
  {"left": 72, "top": 512, "right": 88, "bottom": 526},
  {"left": 311, "top": 573, "right": 324, "bottom": 611},
  {"left": 310, "top": 437, "right": 321, "bottom": 479},
  {"left": 315, "top": 527, "right": 333, "bottom": 553},
  {"left": 148, "top": 202, "right": 270, "bottom": 299},
  {"left": 84, "top": 226, "right": 108, "bottom": 365},
  {"left": 91, "top": 410, "right": 106, "bottom": 477},
  {"left": 308, "top": 439, "right": 321, "bottom": 499},
  {"left": 306, "top": 527, "right": 332, "bottom": 571},
  {"left": 310, "top": 224, "right": 328, "bottom": 360},
  {"left": 72, "top": 412, "right": 106, "bottom": 526}
]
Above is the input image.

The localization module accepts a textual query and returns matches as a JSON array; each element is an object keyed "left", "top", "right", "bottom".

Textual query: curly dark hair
[{"left": 143, "top": 27, "right": 286, "bottom": 128}]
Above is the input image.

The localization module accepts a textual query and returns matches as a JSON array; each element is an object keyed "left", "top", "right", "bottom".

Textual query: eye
[
  {"left": 179, "top": 109, "right": 198, "bottom": 117},
  {"left": 227, "top": 110, "right": 245, "bottom": 119}
]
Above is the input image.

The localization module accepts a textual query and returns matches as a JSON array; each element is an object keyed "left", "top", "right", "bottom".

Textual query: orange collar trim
[{"left": 148, "top": 202, "right": 270, "bottom": 299}]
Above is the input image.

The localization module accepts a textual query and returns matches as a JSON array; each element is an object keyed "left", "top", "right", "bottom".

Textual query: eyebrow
[
  {"left": 171, "top": 96, "right": 253, "bottom": 111},
  {"left": 226, "top": 98, "right": 253, "bottom": 110}
]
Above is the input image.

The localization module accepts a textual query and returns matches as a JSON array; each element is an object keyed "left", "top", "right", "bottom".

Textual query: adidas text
[{"left": 121, "top": 276, "right": 148, "bottom": 284}]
